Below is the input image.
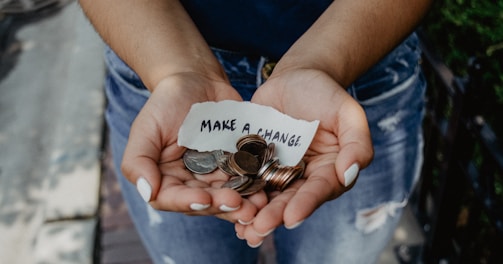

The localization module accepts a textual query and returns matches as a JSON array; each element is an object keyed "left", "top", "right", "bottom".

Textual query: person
[{"left": 80, "top": 0, "right": 431, "bottom": 263}]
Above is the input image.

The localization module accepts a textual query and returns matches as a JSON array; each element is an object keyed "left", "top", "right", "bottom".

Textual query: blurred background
[
  {"left": 0, "top": 0, "right": 105, "bottom": 263},
  {"left": 0, "top": 0, "right": 501, "bottom": 263}
]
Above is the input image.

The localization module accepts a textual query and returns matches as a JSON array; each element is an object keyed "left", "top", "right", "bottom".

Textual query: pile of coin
[{"left": 182, "top": 134, "right": 305, "bottom": 196}]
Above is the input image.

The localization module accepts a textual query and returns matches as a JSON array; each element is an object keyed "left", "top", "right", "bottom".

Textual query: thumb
[
  {"left": 121, "top": 129, "right": 162, "bottom": 203},
  {"left": 334, "top": 103, "right": 374, "bottom": 188},
  {"left": 121, "top": 111, "right": 177, "bottom": 203},
  {"left": 121, "top": 151, "right": 161, "bottom": 203},
  {"left": 335, "top": 140, "right": 373, "bottom": 188}
]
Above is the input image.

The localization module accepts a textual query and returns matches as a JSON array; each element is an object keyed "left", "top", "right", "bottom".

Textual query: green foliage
[
  {"left": 422, "top": 0, "right": 503, "bottom": 135},
  {"left": 420, "top": 5, "right": 503, "bottom": 259},
  {"left": 423, "top": 0, "right": 503, "bottom": 70}
]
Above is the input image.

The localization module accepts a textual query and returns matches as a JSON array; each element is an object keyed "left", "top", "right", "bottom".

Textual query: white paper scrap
[{"left": 177, "top": 100, "right": 319, "bottom": 166}]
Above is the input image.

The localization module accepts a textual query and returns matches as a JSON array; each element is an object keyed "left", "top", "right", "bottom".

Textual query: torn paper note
[{"left": 177, "top": 100, "right": 319, "bottom": 166}]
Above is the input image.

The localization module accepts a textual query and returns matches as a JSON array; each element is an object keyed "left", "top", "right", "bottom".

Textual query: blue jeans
[{"left": 104, "top": 34, "right": 426, "bottom": 264}]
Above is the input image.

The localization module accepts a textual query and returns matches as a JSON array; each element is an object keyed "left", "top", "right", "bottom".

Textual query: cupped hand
[
  {"left": 121, "top": 72, "right": 268, "bottom": 223},
  {"left": 237, "top": 68, "right": 374, "bottom": 247}
]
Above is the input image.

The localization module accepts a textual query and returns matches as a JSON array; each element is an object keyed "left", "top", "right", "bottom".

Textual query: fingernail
[
  {"left": 136, "top": 177, "right": 152, "bottom": 202},
  {"left": 247, "top": 240, "right": 263, "bottom": 248},
  {"left": 236, "top": 232, "right": 244, "bottom": 240},
  {"left": 285, "top": 220, "right": 304, "bottom": 230},
  {"left": 344, "top": 163, "right": 359, "bottom": 187},
  {"left": 219, "top": 204, "right": 240, "bottom": 212},
  {"left": 190, "top": 203, "right": 211, "bottom": 211},
  {"left": 256, "top": 228, "right": 274, "bottom": 237},
  {"left": 238, "top": 219, "right": 254, "bottom": 225}
]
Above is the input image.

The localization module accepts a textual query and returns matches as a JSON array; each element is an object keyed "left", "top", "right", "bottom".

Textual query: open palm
[
  {"left": 237, "top": 69, "right": 374, "bottom": 246},
  {"left": 121, "top": 72, "right": 267, "bottom": 223}
]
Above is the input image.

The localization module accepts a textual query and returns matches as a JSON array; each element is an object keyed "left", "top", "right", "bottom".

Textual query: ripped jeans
[{"left": 104, "top": 33, "right": 426, "bottom": 264}]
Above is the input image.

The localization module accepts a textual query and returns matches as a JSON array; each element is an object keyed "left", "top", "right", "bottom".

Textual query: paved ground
[
  {"left": 0, "top": 1, "right": 104, "bottom": 263},
  {"left": 0, "top": 2, "right": 424, "bottom": 263}
]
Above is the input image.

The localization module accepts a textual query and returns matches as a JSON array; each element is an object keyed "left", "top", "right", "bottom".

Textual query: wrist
[
  {"left": 271, "top": 51, "right": 351, "bottom": 88},
  {"left": 140, "top": 59, "right": 228, "bottom": 92}
]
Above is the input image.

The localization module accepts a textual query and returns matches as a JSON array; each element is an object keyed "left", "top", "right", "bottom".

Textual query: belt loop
[
  {"left": 261, "top": 60, "right": 276, "bottom": 81},
  {"left": 257, "top": 57, "right": 276, "bottom": 86}
]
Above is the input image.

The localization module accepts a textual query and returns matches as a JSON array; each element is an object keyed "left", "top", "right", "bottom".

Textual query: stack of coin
[
  {"left": 236, "top": 135, "right": 276, "bottom": 167},
  {"left": 259, "top": 159, "right": 305, "bottom": 191},
  {"left": 221, "top": 176, "right": 267, "bottom": 196},
  {"left": 236, "top": 134, "right": 267, "bottom": 156},
  {"left": 227, "top": 151, "right": 260, "bottom": 176},
  {"left": 182, "top": 134, "right": 305, "bottom": 196}
]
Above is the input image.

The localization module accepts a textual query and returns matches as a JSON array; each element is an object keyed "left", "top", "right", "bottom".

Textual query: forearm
[
  {"left": 79, "top": 0, "right": 225, "bottom": 90},
  {"left": 273, "top": 0, "right": 432, "bottom": 87}
]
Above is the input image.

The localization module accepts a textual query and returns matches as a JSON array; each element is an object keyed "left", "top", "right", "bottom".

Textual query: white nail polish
[
  {"left": 238, "top": 219, "right": 253, "bottom": 225},
  {"left": 219, "top": 204, "right": 240, "bottom": 212},
  {"left": 236, "top": 232, "right": 244, "bottom": 240},
  {"left": 190, "top": 203, "right": 210, "bottom": 211},
  {"left": 344, "top": 163, "right": 359, "bottom": 187},
  {"left": 136, "top": 177, "right": 152, "bottom": 202},
  {"left": 256, "top": 228, "right": 274, "bottom": 237},
  {"left": 247, "top": 240, "right": 263, "bottom": 248},
  {"left": 285, "top": 220, "right": 304, "bottom": 230}
]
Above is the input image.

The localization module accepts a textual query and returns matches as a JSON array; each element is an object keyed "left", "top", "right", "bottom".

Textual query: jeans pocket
[
  {"left": 104, "top": 46, "right": 150, "bottom": 137},
  {"left": 352, "top": 65, "right": 423, "bottom": 106},
  {"left": 104, "top": 46, "right": 149, "bottom": 94}
]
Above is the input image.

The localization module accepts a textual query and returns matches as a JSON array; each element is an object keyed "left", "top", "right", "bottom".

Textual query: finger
[
  {"left": 245, "top": 182, "right": 300, "bottom": 238},
  {"left": 216, "top": 198, "right": 258, "bottom": 225},
  {"left": 177, "top": 185, "right": 245, "bottom": 215},
  {"left": 282, "top": 172, "right": 338, "bottom": 227},
  {"left": 245, "top": 190, "right": 269, "bottom": 210},
  {"left": 280, "top": 105, "right": 373, "bottom": 225},
  {"left": 207, "top": 187, "right": 244, "bottom": 213},
  {"left": 151, "top": 175, "right": 213, "bottom": 212},
  {"left": 121, "top": 112, "right": 171, "bottom": 202},
  {"left": 235, "top": 223, "right": 246, "bottom": 240},
  {"left": 241, "top": 222, "right": 266, "bottom": 248},
  {"left": 210, "top": 181, "right": 268, "bottom": 214},
  {"left": 216, "top": 189, "right": 268, "bottom": 225},
  {"left": 193, "top": 169, "right": 230, "bottom": 184},
  {"left": 238, "top": 189, "right": 295, "bottom": 248},
  {"left": 335, "top": 100, "right": 374, "bottom": 187}
]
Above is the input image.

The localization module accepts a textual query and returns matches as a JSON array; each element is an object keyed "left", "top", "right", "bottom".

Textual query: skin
[{"left": 80, "top": 0, "right": 432, "bottom": 247}]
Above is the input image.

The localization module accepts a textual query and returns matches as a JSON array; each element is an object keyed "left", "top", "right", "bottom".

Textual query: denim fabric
[{"left": 104, "top": 33, "right": 426, "bottom": 264}]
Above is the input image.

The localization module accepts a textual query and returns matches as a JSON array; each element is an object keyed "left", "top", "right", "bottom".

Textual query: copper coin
[
  {"left": 237, "top": 134, "right": 268, "bottom": 159},
  {"left": 261, "top": 143, "right": 276, "bottom": 167},
  {"left": 183, "top": 149, "right": 217, "bottom": 174},
  {"left": 239, "top": 179, "right": 267, "bottom": 196},
  {"left": 229, "top": 151, "right": 260, "bottom": 176},
  {"left": 277, "top": 166, "right": 301, "bottom": 191}
]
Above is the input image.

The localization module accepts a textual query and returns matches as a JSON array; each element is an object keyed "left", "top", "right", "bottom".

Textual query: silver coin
[
  {"left": 183, "top": 149, "right": 218, "bottom": 174},
  {"left": 213, "top": 150, "right": 237, "bottom": 176},
  {"left": 257, "top": 157, "right": 279, "bottom": 179},
  {"left": 221, "top": 175, "right": 252, "bottom": 191}
]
